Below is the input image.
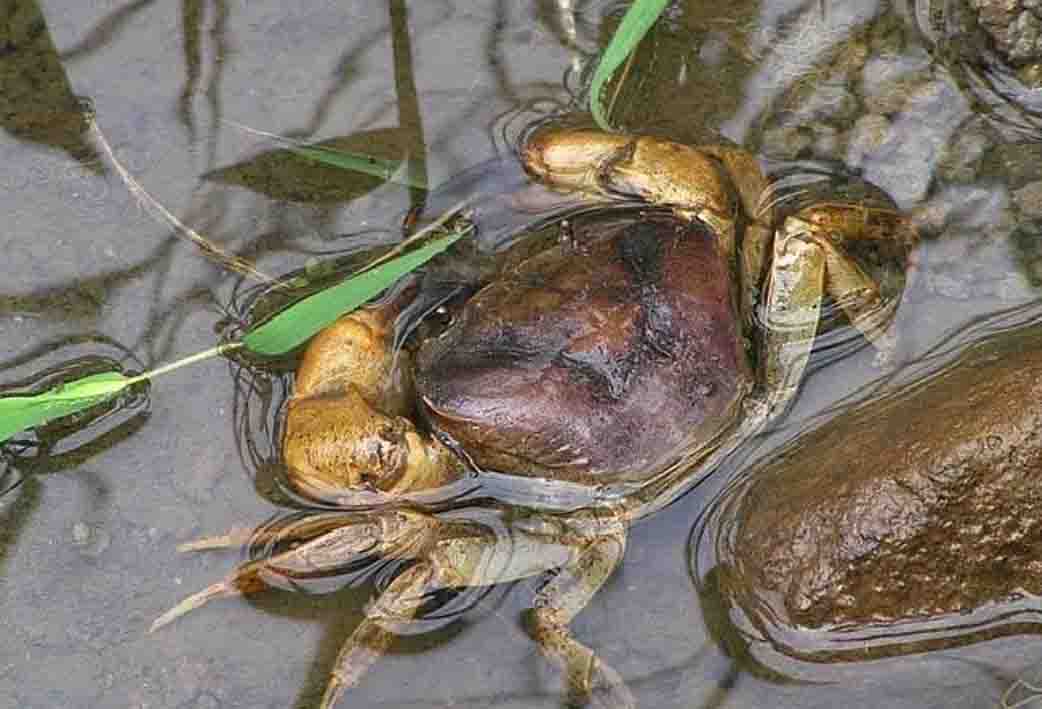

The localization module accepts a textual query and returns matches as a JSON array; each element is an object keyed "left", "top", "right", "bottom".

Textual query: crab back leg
[
  {"left": 759, "top": 201, "right": 916, "bottom": 416},
  {"left": 319, "top": 556, "right": 455, "bottom": 709},
  {"left": 150, "top": 509, "right": 445, "bottom": 632},
  {"left": 283, "top": 297, "right": 465, "bottom": 504},
  {"left": 524, "top": 526, "right": 633, "bottom": 708},
  {"left": 319, "top": 513, "right": 629, "bottom": 709},
  {"left": 758, "top": 229, "right": 827, "bottom": 418}
]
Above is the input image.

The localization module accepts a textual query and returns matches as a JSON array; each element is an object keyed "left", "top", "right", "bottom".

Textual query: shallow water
[{"left": 2, "top": 1, "right": 1042, "bottom": 707}]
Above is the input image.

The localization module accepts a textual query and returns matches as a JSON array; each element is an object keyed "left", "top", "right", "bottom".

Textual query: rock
[
  {"left": 862, "top": 139, "right": 935, "bottom": 206},
  {"left": 789, "top": 84, "right": 860, "bottom": 124},
  {"left": 860, "top": 57, "right": 933, "bottom": 115},
  {"left": 1010, "top": 218, "right": 1042, "bottom": 284},
  {"left": 988, "top": 141, "right": 1042, "bottom": 182},
  {"left": 969, "top": 0, "right": 1042, "bottom": 86},
  {"left": 971, "top": 0, "right": 1042, "bottom": 63},
  {"left": 699, "top": 323, "right": 1042, "bottom": 668},
  {"left": 759, "top": 125, "right": 812, "bottom": 160},
  {"left": 72, "top": 522, "right": 90, "bottom": 545},
  {"left": 937, "top": 123, "right": 993, "bottom": 182},
  {"left": 846, "top": 114, "right": 894, "bottom": 167},
  {"left": 1013, "top": 180, "right": 1042, "bottom": 216},
  {"left": 70, "top": 521, "right": 111, "bottom": 557}
]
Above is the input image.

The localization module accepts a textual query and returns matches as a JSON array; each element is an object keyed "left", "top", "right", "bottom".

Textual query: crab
[{"left": 152, "top": 130, "right": 917, "bottom": 708}]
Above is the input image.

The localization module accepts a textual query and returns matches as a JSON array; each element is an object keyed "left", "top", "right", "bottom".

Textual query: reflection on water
[
  {"left": 0, "top": 1, "right": 99, "bottom": 166},
  {"left": 3, "top": 0, "right": 1042, "bottom": 707}
]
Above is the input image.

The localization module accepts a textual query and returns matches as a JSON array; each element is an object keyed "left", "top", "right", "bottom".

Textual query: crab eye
[{"left": 430, "top": 305, "right": 455, "bottom": 331}]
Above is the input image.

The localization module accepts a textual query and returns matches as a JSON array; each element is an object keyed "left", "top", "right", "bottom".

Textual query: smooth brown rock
[{"left": 704, "top": 324, "right": 1042, "bottom": 664}]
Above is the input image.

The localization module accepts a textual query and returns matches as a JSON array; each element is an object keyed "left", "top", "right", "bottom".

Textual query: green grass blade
[
  {"left": 243, "top": 227, "right": 469, "bottom": 356},
  {"left": 290, "top": 144, "right": 427, "bottom": 190},
  {"left": 0, "top": 371, "right": 133, "bottom": 444},
  {"left": 589, "top": 0, "right": 671, "bottom": 131},
  {"left": 221, "top": 120, "right": 427, "bottom": 190}
]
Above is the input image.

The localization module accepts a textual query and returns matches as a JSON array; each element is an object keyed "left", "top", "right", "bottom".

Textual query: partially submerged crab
[{"left": 154, "top": 130, "right": 917, "bottom": 708}]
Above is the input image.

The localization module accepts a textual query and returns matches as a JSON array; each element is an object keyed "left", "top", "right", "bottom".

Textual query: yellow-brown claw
[
  {"left": 283, "top": 297, "right": 466, "bottom": 503},
  {"left": 522, "top": 130, "right": 736, "bottom": 225},
  {"left": 284, "top": 388, "right": 413, "bottom": 492},
  {"left": 522, "top": 129, "right": 631, "bottom": 189},
  {"left": 294, "top": 305, "right": 408, "bottom": 406},
  {"left": 283, "top": 388, "right": 463, "bottom": 502}
]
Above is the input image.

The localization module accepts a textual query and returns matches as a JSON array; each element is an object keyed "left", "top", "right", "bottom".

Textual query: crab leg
[
  {"left": 150, "top": 510, "right": 443, "bottom": 632},
  {"left": 317, "top": 514, "right": 630, "bottom": 709},
  {"left": 782, "top": 202, "right": 914, "bottom": 362},
  {"left": 759, "top": 231, "right": 827, "bottom": 418},
  {"left": 525, "top": 530, "right": 633, "bottom": 709},
  {"left": 177, "top": 512, "right": 358, "bottom": 552},
  {"left": 818, "top": 236, "right": 899, "bottom": 357},
  {"left": 320, "top": 556, "right": 462, "bottom": 709}
]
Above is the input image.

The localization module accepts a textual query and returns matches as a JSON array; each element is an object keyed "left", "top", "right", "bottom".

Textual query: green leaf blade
[
  {"left": 290, "top": 144, "right": 427, "bottom": 190},
  {"left": 242, "top": 228, "right": 468, "bottom": 356},
  {"left": 0, "top": 371, "right": 133, "bottom": 444},
  {"left": 590, "top": 0, "right": 671, "bottom": 131}
]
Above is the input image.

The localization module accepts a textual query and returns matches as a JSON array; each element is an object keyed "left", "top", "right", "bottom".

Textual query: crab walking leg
[
  {"left": 759, "top": 230, "right": 827, "bottom": 418},
  {"left": 783, "top": 201, "right": 915, "bottom": 360},
  {"left": 176, "top": 526, "right": 256, "bottom": 552},
  {"left": 319, "top": 514, "right": 588, "bottom": 708},
  {"left": 737, "top": 221, "right": 774, "bottom": 332},
  {"left": 150, "top": 510, "right": 443, "bottom": 632},
  {"left": 319, "top": 557, "right": 460, "bottom": 709},
  {"left": 177, "top": 512, "right": 364, "bottom": 552},
  {"left": 817, "top": 236, "right": 899, "bottom": 357},
  {"left": 525, "top": 530, "right": 633, "bottom": 709}
]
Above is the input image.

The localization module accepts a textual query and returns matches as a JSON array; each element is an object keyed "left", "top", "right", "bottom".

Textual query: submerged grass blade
[
  {"left": 222, "top": 120, "right": 427, "bottom": 190},
  {"left": 589, "top": 0, "right": 670, "bottom": 131},
  {"left": 0, "top": 371, "right": 133, "bottom": 444},
  {"left": 243, "top": 225, "right": 470, "bottom": 356},
  {"left": 290, "top": 144, "right": 426, "bottom": 190}
]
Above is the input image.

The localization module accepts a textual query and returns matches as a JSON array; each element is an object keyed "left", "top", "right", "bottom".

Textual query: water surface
[{"left": 2, "top": 1, "right": 1041, "bottom": 707}]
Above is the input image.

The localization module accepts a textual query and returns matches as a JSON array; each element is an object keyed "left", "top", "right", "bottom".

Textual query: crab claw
[
  {"left": 521, "top": 129, "right": 631, "bottom": 191},
  {"left": 522, "top": 130, "right": 735, "bottom": 220}
]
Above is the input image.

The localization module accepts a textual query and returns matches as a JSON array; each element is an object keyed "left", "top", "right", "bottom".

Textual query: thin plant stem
[
  {"left": 86, "top": 114, "right": 280, "bottom": 286},
  {"left": 127, "top": 342, "right": 244, "bottom": 385},
  {"left": 607, "top": 43, "right": 638, "bottom": 126},
  {"left": 362, "top": 198, "right": 470, "bottom": 273}
]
